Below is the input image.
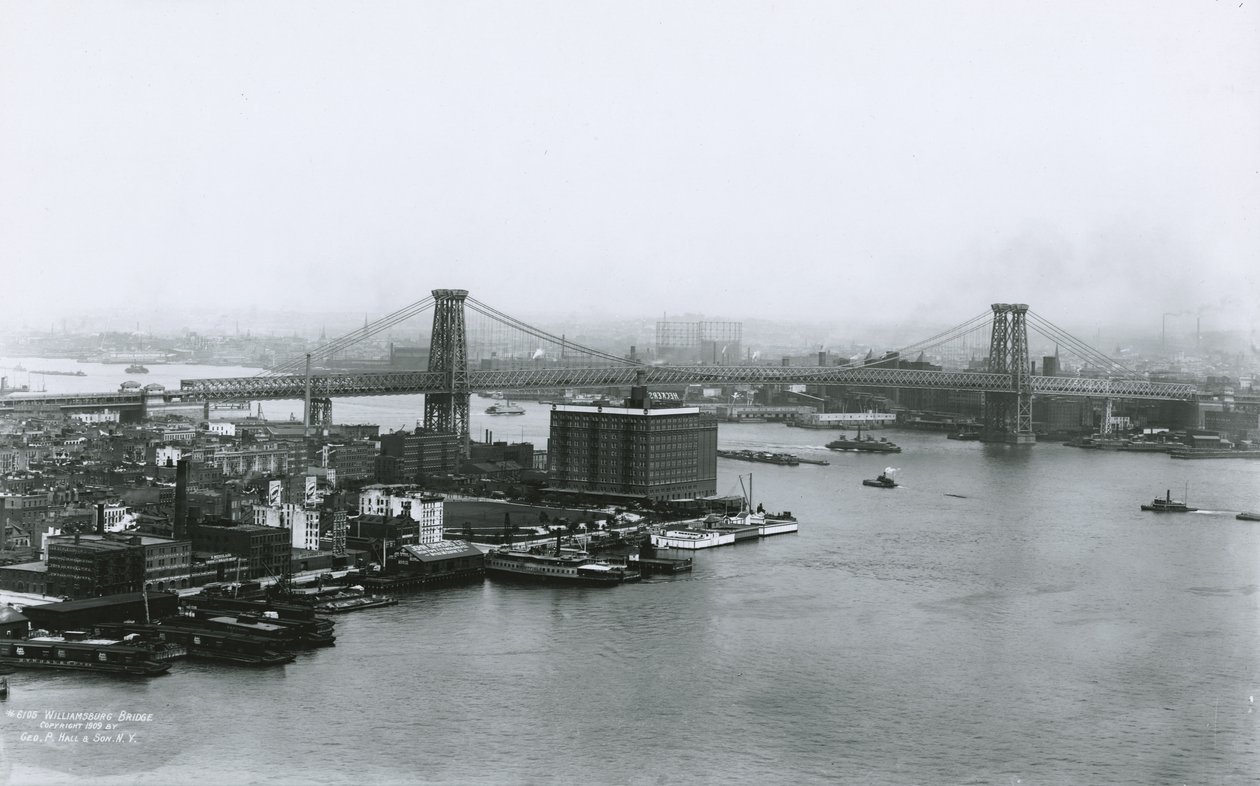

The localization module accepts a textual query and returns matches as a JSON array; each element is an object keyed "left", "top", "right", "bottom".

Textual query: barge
[{"left": 0, "top": 635, "right": 174, "bottom": 676}]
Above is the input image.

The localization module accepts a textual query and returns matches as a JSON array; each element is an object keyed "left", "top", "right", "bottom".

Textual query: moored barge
[{"left": 0, "top": 635, "right": 173, "bottom": 676}]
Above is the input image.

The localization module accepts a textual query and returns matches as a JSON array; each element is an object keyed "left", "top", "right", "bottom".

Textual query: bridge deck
[{"left": 160, "top": 366, "right": 1196, "bottom": 402}]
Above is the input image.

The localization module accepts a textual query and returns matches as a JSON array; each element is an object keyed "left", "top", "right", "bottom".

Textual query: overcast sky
[{"left": 2, "top": 2, "right": 1257, "bottom": 337}]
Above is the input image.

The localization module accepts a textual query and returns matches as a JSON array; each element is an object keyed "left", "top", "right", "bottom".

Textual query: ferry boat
[
  {"left": 485, "top": 401, "right": 525, "bottom": 415},
  {"left": 862, "top": 472, "right": 898, "bottom": 488},
  {"left": 0, "top": 635, "right": 173, "bottom": 676},
  {"left": 484, "top": 548, "right": 625, "bottom": 585},
  {"left": 1140, "top": 490, "right": 1197, "bottom": 513},
  {"left": 125, "top": 364, "right": 149, "bottom": 374}
]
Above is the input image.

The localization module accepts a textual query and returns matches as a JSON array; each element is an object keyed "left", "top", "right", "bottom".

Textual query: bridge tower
[
  {"left": 982, "top": 303, "right": 1036, "bottom": 444},
  {"left": 424, "top": 288, "right": 471, "bottom": 454}
]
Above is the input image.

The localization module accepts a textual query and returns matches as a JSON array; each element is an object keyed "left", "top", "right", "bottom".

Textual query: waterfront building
[
  {"left": 547, "top": 387, "right": 718, "bottom": 502},
  {"left": 344, "top": 514, "right": 421, "bottom": 558},
  {"left": 21, "top": 590, "right": 181, "bottom": 629},
  {"left": 46, "top": 534, "right": 145, "bottom": 598},
  {"left": 189, "top": 521, "right": 290, "bottom": 580},
  {"left": 45, "top": 532, "right": 192, "bottom": 596},
  {"left": 377, "top": 540, "right": 484, "bottom": 584},
  {"left": 357, "top": 487, "right": 444, "bottom": 543}
]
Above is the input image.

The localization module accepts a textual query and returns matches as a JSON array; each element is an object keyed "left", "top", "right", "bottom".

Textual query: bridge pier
[
  {"left": 424, "top": 288, "right": 471, "bottom": 455},
  {"left": 982, "top": 303, "right": 1036, "bottom": 444}
]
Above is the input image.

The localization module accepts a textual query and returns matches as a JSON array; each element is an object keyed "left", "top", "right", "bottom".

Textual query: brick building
[{"left": 547, "top": 388, "right": 718, "bottom": 502}]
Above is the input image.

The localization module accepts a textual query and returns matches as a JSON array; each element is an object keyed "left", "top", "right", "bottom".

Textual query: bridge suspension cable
[
  {"left": 1025, "top": 311, "right": 1141, "bottom": 378},
  {"left": 841, "top": 310, "right": 993, "bottom": 367},
  {"left": 264, "top": 295, "right": 435, "bottom": 376},
  {"left": 465, "top": 297, "right": 637, "bottom": 366}
]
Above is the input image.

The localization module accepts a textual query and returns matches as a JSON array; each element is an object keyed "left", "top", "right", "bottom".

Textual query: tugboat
[
  {"left": 862, "top": 471, "right": 898, "bottom": 489},
  {"left": 125, "top": 364, "right": 149, "bottom": 374},
  {"left": 1141, "top": 489, "right": 1197, "bottom": 513}
]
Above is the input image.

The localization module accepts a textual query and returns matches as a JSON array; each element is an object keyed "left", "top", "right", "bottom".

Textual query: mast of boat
[{"left": 736, "top": 473, "right": 754, "bottom": 514}]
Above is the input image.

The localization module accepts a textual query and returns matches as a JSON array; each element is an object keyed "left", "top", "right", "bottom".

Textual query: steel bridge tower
[
  {"left": 424, "top": 289, "right": 471, "bottom": 454},
  {"left": 982, "top": 303, "right": 1036, "bottom": 444}
]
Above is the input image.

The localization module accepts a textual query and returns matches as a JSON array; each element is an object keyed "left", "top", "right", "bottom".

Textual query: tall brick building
[{"left": 547, "top": 388, "right": 717, "bottom": 502}]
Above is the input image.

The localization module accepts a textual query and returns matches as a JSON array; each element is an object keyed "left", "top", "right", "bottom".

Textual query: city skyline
[{"left": 2, "top": 3, "right": 1257, "bottom": 335}]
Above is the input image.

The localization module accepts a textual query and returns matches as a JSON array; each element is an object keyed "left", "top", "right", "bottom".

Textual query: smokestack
[
  {"left": 175, "top": 458, "right": 189, "bottom": 539},
  {"left": 95, "top": 503, "right": 105, "bottom": 535}
]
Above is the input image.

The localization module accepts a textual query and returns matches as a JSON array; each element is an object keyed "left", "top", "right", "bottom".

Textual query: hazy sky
[{"left": 3, "top": 2, "right": 1257, "bottom": 336}]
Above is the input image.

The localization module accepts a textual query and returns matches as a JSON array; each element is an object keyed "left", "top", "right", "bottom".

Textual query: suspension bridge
[{"left": 1, "top": 289, "right": 1198, "bottom": 446}]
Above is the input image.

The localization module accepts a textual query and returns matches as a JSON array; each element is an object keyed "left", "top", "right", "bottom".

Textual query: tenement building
[{"left": 547, "top": 387, "right": 717, "bottom": 502}]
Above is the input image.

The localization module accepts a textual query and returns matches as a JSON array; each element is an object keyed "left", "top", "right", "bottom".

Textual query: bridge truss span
[
  {"left": 179, "top": 370, "right": 448, "bottom": 400},
  {"left": 1030, "top": 376, "right": 1196, "bottom": 401},
  {"left": 175, "top": 366, "right": 1198, "bottom": 402}
]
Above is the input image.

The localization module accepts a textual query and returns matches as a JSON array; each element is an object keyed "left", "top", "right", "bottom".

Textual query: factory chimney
[{"left": 174, "top": 458, "right": 189, "bottom": 539}]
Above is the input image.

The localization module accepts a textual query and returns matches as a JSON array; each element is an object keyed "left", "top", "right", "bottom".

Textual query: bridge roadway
[
  {"left": 0, "top": 366, "right": 1197, "bottom": 412},
  {"left": 171, "top": 365, "right": 1196, "bottom": 402}
]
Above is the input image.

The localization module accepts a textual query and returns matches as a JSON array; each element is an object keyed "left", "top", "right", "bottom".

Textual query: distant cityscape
[{"left": 0, "top": 303, "right": 1257, "bottom": 674}]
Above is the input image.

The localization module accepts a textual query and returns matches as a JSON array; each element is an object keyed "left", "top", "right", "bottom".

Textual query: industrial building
[
  {"left": 547, "top": 387, "right": 717, "bottom": 502},
  {"left": 378, "top": 428, "right": 461, "bottom": 483},
  {"left": 189, "top": 521, "right": 291, "bottom": 581}
]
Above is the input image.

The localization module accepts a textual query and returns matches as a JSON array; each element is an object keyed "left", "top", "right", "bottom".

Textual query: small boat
[
  {"left": 862, "top": 472, "right": 898, "bottom": 489},
  {"left": 125, "top": 364, "right": 149, "bottom": 374},
  {"left": 1236, "top": 512, "right": 1260, "bottom": 521},
  {"left": 1140, "top": 489, "right": 1197, "bottom": 513},
  {"left": 485, "top": 401, "right": 525, "bottom": 415},
  {"left": 946, "top": 430, "right": 981, "bottom": 441}
]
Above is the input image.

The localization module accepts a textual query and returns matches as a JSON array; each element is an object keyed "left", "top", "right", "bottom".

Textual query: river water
[{"left": 3, "top": 360, "right": 1259, "bottom": 785}]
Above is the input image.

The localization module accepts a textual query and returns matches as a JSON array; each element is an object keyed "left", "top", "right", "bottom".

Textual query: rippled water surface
[{"left": 3, "top": 379, "right": 1258, "bottom": 785}]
